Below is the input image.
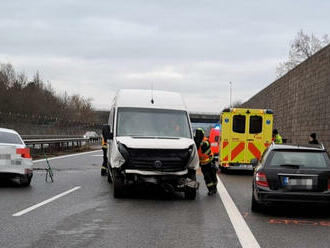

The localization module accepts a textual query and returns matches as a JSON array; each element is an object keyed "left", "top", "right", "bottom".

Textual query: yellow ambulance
[{"left": 219, "top": 108, "right": 273, "bottom": 171}]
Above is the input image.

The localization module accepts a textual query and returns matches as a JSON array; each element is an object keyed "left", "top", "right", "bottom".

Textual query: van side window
[
  {"left": 232, "top": 115, "right": 246, "bottom": 133},
  {"left": 249, "top": 115, "right": 262, "bottom": 134}
]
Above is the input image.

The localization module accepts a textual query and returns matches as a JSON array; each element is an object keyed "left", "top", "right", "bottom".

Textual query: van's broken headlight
[{"left": 117, "top": 142, "right": 129, "bottom": 161}]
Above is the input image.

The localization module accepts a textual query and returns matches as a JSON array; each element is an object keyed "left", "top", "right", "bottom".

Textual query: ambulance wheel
[
  {"left": 185, "top": 188, "right": 196, "bottom": 200},
  {"left": 113, "top": 170, "right": 125, "bottom": 198},
  {"left": 220, "top": 166, "right": 228, "bottom": 174}
]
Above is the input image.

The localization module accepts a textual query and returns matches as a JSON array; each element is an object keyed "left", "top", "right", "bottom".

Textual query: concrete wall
[{"left": 241, "top": 44, "right": 330, "bottom": 149}]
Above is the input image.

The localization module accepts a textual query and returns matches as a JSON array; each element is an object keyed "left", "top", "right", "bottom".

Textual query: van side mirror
[
  {"left": 102, "top": 124, "right": 113, "bottom": 140},
  {"left": 250, "top": 158, "right": 258, "bottom": 167}
]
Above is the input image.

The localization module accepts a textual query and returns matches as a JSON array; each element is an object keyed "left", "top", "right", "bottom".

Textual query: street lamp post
[{"left": 229, "top": 82, "right": 232, "bottom": 108}]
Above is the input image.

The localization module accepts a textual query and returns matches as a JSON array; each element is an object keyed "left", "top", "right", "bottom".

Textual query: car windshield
[
  {"left": 0, "top": 131, "right": 23, "bottom": 145},
  {"left": 116, "top": 108, "right": 192, "bottom": 138},
  {"left": 268, "top": 150, "right": 329, "bottom": 168}
]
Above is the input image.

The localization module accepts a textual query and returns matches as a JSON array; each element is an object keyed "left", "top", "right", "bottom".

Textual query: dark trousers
[
  {"left": 102, "top": 147, "right": 108, "bottom": 167},
  {"left": 201, "top": 162, "right": 218, "bottom": 192}
]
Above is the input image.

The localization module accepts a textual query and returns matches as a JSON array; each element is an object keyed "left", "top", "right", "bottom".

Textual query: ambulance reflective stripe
[
  {"left": 230, "top": 142, "right": 245, "bottom": 161},
  {"left": 248, "top": 143, "right": 261, "bottom": 160},
  {"left": 222, "top": 141, "right": 229, "bottom": 161},
  {"left": 248, "top": 142, "right": 270, "bottom": 160}
]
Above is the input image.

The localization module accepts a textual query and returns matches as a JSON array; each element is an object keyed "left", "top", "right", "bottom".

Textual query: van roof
[{"left": 115, "top": 89, "right": 187, "bottom": 111}]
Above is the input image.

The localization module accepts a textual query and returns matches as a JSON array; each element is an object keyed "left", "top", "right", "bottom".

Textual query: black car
[{"left": 251, "top": 143, "right": 330, "bottom": 212}]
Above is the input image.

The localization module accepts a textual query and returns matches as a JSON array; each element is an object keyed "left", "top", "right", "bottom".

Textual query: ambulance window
[
  {"left": 232, "top": 115, "right": 246, "bottom": 133},
  {"left": 249, "top": 116, "right": 263, "bottom": 134}
]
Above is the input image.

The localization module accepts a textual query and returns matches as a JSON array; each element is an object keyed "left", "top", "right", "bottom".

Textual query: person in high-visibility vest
[
  {"left": 101, "top": 137, "right": 108, "bottom": 176},
  {"left": 194, "top": 128, "right": 218, "bottom": 195},
  {"left": 272, "top": 129, "right": 283, "bottom": 144}
]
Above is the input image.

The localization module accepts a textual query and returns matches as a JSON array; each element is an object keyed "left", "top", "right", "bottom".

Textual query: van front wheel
[
  {"left": 185, "top": 187, "right": 197, "bottom": 200},
  {"left": 113, "top": 170, "right": 125, "bottom": 198}
]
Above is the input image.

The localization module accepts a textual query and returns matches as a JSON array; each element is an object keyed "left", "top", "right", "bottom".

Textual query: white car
[
  {"left": 83, "top": 131, "right": 99, "bottom": 141},
  {"left": 0, "top": 128, "right": 33, "bottom": 186}
]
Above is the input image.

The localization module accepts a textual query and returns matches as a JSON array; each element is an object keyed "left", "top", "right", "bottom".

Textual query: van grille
[{"left": 125, "top": 148, "right": 191, "bottom": 172}]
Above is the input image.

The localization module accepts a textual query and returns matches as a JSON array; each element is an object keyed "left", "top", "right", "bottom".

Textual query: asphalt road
[{"left": 0, "top": 150, "right": 329, "bottom": 248}]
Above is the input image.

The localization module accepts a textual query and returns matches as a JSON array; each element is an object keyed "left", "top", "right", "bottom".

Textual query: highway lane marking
[
  {"left": 33, "top": 150, "right": 100, "bottom": 163},
  {"left": 12, "top": 186, "right": 81, "bottom": 217},
  {"left": 216, "top": 175, "right": 260, "bottom": 248}
]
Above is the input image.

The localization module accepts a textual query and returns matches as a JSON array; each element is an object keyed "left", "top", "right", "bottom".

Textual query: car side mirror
[
  {"left": 102, "top": 124, "right": 113, "bottom": 140},
  {"left": 250, "top": 158, "right": 258, "bottom": 167}
]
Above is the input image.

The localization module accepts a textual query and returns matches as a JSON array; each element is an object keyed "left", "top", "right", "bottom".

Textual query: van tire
[
  {"left": 185, "top": 188, "right": 197, "bottom": 200},
  {"left": 185, "top": 170, "right": 197, "bottom": 200},
  {"left": 113, "top": 170, "right": 125, "bottom": 198},
  {"left": 107, "top": 169, "right": 113, "bottom": 184}
]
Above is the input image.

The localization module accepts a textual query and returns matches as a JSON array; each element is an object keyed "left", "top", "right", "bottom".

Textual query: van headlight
[
  {"left": 117, "top": 142, "right": 129, "bottom": 162},
  {"left": 187, "top": 144, "right": 198, "bottom": 168}
]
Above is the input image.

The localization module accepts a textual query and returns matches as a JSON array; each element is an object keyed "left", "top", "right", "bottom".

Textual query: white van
[{"left": 103, "top": 89, "right": 199, "bottom": 199}]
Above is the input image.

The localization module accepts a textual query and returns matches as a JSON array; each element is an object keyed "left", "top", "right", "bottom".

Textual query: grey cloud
[{"left": 0, "top": 0, "right": 329, "bottom": 112}]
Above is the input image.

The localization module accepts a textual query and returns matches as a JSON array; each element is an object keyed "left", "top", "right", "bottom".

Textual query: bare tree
[{"left": 276, "top": 30, "right": 329, "bottom": 78}]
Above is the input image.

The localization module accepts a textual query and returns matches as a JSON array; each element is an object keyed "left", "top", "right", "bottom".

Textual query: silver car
[{"left": 0, "top": 128, "right": 33, "bottom": 186}]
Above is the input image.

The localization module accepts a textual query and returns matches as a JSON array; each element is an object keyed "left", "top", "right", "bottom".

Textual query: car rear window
[
  {"left": 268, "top": 150, "right": 329, "bottom": 168},
  {"left": 0, "top": 131, "right": 23, "bottom": 145}
]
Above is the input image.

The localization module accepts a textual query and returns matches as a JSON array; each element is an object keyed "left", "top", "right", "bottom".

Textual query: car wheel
[
  {"left": 19, "top": 175, "right": 32, "bottom": 187},
  {"left": 251, "top": 191, "right": 262, "bottom": 212},
  {"left": 113, "top": 170, "right": 125, "bottom": 198}
]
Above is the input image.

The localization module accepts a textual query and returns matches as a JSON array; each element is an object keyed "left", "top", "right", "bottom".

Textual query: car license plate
[
  {"left": 282, "top": 177, "right": 313, "bottom": 189},
  {"left": 0, "top": 154, "right": 11, "bottom": 160}
]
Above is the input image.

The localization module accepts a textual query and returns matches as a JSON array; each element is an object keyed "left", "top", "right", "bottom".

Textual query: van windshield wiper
[{"left": 279, "top": 164, "right": 301, "bottom": 169}]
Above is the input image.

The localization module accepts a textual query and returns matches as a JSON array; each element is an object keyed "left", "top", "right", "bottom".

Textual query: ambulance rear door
[
  {"left": 245, "top": 111, "right": 273, "bottom": 162},
  {"left": 220, "top": 111, "right": 248, "bottom": 164}
]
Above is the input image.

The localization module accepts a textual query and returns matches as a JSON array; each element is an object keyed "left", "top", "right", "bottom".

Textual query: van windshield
[{"left": 116, "top": 108, "right": 192, "bottom": 138}]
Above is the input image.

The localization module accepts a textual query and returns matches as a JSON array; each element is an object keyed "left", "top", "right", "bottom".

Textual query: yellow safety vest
[
  {"left": 102, "top": 138, "right": 108, "bottom": 149},
  {"left": 198, "top": 139, "right": 214, "bottom": 165}
]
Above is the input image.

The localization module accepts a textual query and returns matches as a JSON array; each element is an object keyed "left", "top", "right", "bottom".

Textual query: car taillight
[
  {"left": 16, "top": 148, "right": 31, "bottom": 158},
  {"left": 328, "top": 179, "right": 330, "bottom": 190},
  {"left": 256, "top": 172, "right": 269, "bottom": 188}
]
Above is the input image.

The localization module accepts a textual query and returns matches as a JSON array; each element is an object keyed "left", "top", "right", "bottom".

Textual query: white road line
[
  {"left": 33, "top": 150, "right": 100, "bottom": 163},
  {"left": 12, "top": 186, "right": 81, "bottom": 217},
  {"left": 216, "top": 175, "right": 260, "bottom": 248}
]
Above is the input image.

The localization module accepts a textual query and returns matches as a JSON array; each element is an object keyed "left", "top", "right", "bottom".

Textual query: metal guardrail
[
  {"left": 22, "top": 136, "right": 101, "bottom": 156},
  {"left": 22, "top": 135, "right": 85, "bottom": 139},
  {"left": 24, "top": 137, "right": 89, "bottom": 145}
]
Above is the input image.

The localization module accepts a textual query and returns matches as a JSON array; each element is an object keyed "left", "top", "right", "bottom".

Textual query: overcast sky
[{"left": 1, "top": 0, "right": 329, "bottom": 112}]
